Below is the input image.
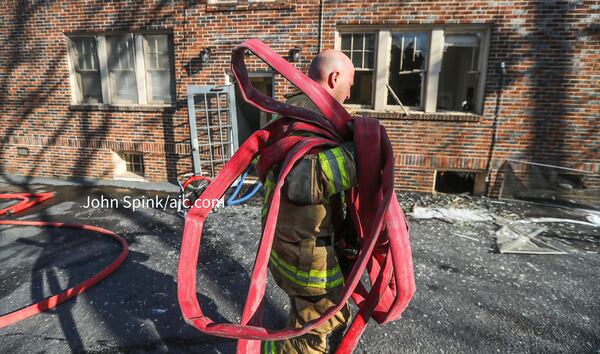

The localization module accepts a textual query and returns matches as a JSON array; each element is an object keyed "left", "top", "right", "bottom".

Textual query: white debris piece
[
  {"left": 494, "top": 223, "right": 566, "bottom": 255},
  {"left": 522, "top": 217, "right": 600, "bottom": 227},
  {"left": 412, "top": 206, "right": 492, "bottom": 223},
  {"left": 585, "top": 214, "right": 600, "bottom": 227}
]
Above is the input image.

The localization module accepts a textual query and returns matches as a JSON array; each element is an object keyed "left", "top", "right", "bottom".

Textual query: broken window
[
  {"left": 67, "top": 33, "right": 174, "bottom": 106},
  {"left": 341, "top": 33, "right": 376, "bottom": 106},
  {"left": 387, "top": 32, "right": 429, "bottom": 108},
  {"left": 435, "top": 170, "right": 486, "bottom": 195},
  {"left": 336, "top": 27, "right": 488, "bottom": 113},
  {"left": 69, "top": 37, "right": 102, "bottom": 103},
  {"left": 436, "top": 33, "right": 481, "bottom": 112}
]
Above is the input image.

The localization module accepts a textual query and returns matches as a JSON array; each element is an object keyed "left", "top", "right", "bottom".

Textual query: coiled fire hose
[
  {"left": 177, "top": 38, "right": 416, "bottom": 353},
  {"left": 0, "top": 192, "right": 129, "bottom": 328}
]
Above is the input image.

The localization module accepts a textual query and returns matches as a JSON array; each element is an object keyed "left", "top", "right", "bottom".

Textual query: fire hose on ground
[
  {"left": 177, "top": 38, "right": 416, "bottom": 353},
  {"left": 0, "top": 192, "right": 129, "bottom": 328}
]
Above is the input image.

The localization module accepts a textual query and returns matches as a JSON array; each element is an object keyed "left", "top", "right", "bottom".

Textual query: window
[
  {"left": 337, "top": 27, "right": 489, "bottom": 114},
  {"left": 341, "top": 33, "right": 376, "bottom": 106},
  {"left": 107, "top": 35, "right": 138, "bottom": 104},
  {"left": 125, "top": 152, "right": 145, "bottom": 176},
  {"left": 437, "top": 33, "right": 481, "bottom": 112},
  {"left": 112, "top": 151, "right": 145, "bottom": 180},
  {"left": 388, "top": 32, "right": 429, "bottom": 107},
  {"left": 70, "top": 37, "right": 102, "bottom": 103},
  {"left": 67, "top": 33, "right": 174, "bottom": 105},
  {"left": 143, "top": 35, "right": 173, "bottom": 103}
]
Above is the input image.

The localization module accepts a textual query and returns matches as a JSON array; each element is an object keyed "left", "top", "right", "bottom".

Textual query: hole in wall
[{"left": 435, "top": 170, "right": 484, "bottom": 194}]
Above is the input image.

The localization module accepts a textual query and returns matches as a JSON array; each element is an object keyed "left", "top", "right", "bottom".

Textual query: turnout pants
[{"left": 263, "top": 197, "right": 352, "bottom": 354}]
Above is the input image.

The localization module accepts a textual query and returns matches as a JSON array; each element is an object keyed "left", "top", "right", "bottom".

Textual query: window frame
[
  {"left": 336, "top": 25, "right": 491, "bottom": 114},
  {"left": 66, "top": 32, "right": 175, "bottom": 107},
  {"left": 337, "top": 31, "right": 378, "bottom": 110},
  {"left": 124, "top": 152, "right": 145, "bottom": 176},
  {"left": 386, "top": 30, "right": 431, "bottom": 110},
  {"left": 66, "top": 36, "right": 103, "bottom": 104}
]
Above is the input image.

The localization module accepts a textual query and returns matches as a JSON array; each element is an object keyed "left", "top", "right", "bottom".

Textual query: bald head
[{"left": 307, "top": 50, "right": 355, "bottom": 104}]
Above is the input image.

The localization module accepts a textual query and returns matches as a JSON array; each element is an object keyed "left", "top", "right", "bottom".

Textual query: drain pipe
[
  {"left": 317, "top": 0, "right": 324, "bottom": 53},
  {"left": 485, "top": 61, "right": 506, "bottom": 195}
]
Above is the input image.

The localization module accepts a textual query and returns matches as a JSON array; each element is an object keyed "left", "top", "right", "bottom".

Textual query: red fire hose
[
  {"left": 178, "top": 38, "right": 415, "bottom": 353},
  {"left": 0, "top": 192, "right": 129, "bottom": 328}
]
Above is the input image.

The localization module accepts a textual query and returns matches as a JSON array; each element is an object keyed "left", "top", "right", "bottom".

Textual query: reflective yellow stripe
[
  {"left": 318, "top": 146, "right": 351, "bottom": 196},
  {"left": 331, "top": 147, "right": 350, "bottom": 190},
  {"left": 261, "top": 172, "right": 276, "bottom": 219},
  {"left": 270, "top": 250, "right": 344, "bottom": 289},
  {"left": 263, "top": 340, "right": 276, "bottom": 354},
  {"left": 318, "top": 152, "right": 337, "bottom": 196}
]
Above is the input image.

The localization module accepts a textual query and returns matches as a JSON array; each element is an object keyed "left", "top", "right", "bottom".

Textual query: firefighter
[{"left": 261, "top": 50, "right": 357, "bottom": 354}]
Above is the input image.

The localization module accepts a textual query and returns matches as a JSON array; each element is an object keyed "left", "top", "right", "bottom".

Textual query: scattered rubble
[
  {"left": 493, "top": 221, "right": 566, "bottom": 255},
  {"left": 411, "top": 206, "right": 492, "bottom": 223},
  {"left": 399, "top": 192, "right": 600, "bottom": 255}
]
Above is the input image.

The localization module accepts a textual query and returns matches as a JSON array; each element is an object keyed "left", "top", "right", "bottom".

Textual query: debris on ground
[
  {"left": 523, "top": 217, "right": 600, "bottom": 228},
  {"left": 411, "top": 206, "right": 492, "bottom": 223},
  {"left": 493, "top": 222, "right": 566, "bottom": 255}
]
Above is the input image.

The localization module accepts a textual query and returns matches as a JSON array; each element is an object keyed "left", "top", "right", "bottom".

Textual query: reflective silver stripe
[{"left": 269, "top": 251, "right": 344, "bottom": 288}]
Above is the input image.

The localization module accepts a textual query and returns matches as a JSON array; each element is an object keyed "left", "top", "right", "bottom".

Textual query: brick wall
[{"left": 1, "top": 0, "right": 598, "bottom": 195}]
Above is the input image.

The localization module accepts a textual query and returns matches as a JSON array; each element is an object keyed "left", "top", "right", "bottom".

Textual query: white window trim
[
  {"left": 66, "top": 33, "right": 174, "bottom": 107},
  {"left": 66, "top": 39, "right": 81, "bottom": 104},
  {"left": 336, "top": 25, "right": 491, "bottom": 115},
  {"left": 336, "top": 31, "right": 379, "bottom": 110}
]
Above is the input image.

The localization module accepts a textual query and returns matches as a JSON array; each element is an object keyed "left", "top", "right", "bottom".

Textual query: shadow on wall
[
  {"left": 0, "top": 0, "right": 203, "bottom": 351},
  {"left": 487, "top": 1, "right": 596, "bottom": 196},
  {"left": 0, "top": 0, "right": 185, "bottom": 186}
]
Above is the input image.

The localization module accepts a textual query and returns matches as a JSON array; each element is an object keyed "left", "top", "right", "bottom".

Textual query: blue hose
[{"left": 226, "top": 168, "right": 263, "bottom": 206}]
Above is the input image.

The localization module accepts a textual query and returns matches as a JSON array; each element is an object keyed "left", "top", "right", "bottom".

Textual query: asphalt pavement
[{"left": 0, "top": 183, "right": 598, "bottom": 353}]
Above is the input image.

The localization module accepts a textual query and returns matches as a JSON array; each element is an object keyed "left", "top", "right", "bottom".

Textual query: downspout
[
  {"left": 318, "top": 0, "right": 324, "bottom": 53},
  {"left": 485, "top": 61, "right": 506, "bottom": 195}
]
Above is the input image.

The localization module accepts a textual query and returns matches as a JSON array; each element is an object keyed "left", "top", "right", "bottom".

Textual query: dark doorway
[{"left": 232, "top": 74, "right": 273, "bottom": 145}]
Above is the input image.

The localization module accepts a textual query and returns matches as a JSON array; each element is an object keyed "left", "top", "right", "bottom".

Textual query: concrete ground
[{"left": 0, "top": 182, "right": 598, "bottom": 353}]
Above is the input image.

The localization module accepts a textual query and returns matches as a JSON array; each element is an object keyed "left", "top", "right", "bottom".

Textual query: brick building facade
[{"left": 1, "top": 0, "right": 598, "bottom": 197}]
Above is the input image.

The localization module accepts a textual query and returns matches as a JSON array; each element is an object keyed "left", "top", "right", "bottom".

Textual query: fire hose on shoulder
[
  {"left": 0, "top": 192, "right": 128, "bottom": 328},
  {"left": 177, "top": 38, "right": 416, "bottom": 353}
]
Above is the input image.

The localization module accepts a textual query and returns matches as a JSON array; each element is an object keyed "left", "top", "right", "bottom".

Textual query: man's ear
[{"left": 327, "top": 71, "right": 339, "bottom": 89}]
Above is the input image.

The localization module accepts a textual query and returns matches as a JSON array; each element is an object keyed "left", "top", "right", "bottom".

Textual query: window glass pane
[
  {"left": 365, "top": 52, "right": 375, "bottom": 69},
  {"left": 71, "top": 37, "right": 102, "bottom": 104},
  {"left": 437, "top": 33, "right": 481, "bottom": 112},
  {"left": 365, "top": 34, "right": 375, "bottom": 50},
  {"left": 387, "top": 32, "right": 428, "bottom": 107},
  {"left": 341, "top": 33, "right": 376, "bottom": 106},
  {"left": 352, "top": 52, "right": 362, "bottom": 68},
  {"left": 149, "top": 71, "right": 171, "bottom": 102},
  {"left": 80, "top": 72, "right": 102, "bottom": 103},
  {"left": 107, "top": 35, "right": 138, "bottom": 104},
  {"left": 341, "top": 34, "right": 351, "bottom": 51},
  {"left": 125, "top": 153, "right": 144, "bottom": 176},
  {"left": 74, "top": 38, "right": 98, "bottom": 70},
  {"left": 353, "top": 34, "right": 364, "bottom": 50},
  {"left": 347, "top": 71, "right": 373, "bottom": 106},
  {"left": 143, "top": 34, "right": 172, "bottom": 103}
]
